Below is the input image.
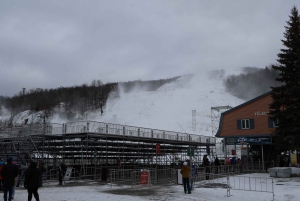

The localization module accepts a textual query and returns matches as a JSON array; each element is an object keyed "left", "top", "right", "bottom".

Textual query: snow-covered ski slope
[
  {"left": 1, "top": 70, "right": 246, "bottom": 137},
  {"left": 84, "top": 70, "right": 245, "bottom": 136}
]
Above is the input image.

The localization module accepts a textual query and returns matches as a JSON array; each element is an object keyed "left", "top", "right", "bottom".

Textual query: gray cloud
[{"left": 0, "top": 0, "right": 298, "bottom": 96}]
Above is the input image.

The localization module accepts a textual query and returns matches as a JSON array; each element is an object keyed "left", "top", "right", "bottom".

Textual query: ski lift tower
[
  {"left": 211, "top": 106, "right": 232, "bottom": 157},
  {"left": 211, "top": 106, "right": 232, "bottom": 137}
]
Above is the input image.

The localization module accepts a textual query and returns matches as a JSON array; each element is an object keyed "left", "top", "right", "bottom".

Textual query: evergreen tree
[{"left": 269, "top": 6, "right": 300, "bottom": 151}]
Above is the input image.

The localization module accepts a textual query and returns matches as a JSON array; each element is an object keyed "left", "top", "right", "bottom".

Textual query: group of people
[
  {"left": 0, "top": 157, "right": 41, "bottom": 201},
  {"left": 179, "top": 155, "right": 222, "bottom": 194},
  {"left": 225, "top": 156, "right": 244, "bottom": 172}
]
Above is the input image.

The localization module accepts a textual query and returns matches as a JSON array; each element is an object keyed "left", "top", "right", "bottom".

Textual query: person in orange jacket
[{"left": 180, "top": 161, "right": 191, "bottom": 194}]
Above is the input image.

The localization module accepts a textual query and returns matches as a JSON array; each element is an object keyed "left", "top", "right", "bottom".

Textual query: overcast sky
[{"left": 0, "top": 0, "right": 299, "bottom": 97}]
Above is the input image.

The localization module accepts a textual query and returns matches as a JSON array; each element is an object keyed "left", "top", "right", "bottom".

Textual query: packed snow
[{"left": 10, "top": 173, "right": 300, "bottom": 201}]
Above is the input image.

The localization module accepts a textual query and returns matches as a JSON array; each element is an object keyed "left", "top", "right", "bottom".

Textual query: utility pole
[
  {"left": 192, "top": 110, "right": 196, "bottom": 132},
  {"left": 22, "top": 88, "right": 25, "bottom": 110}
]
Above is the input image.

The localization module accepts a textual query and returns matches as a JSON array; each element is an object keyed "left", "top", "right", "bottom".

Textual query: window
[
  {"left": 241, "top": 119, "right": 250, "bottom": 129},
  {"left": 237, "top": 119, "right": 254, "bottom": 130},
  {"left": 268, "top": 118, "right": 278, "bottom": 128}
]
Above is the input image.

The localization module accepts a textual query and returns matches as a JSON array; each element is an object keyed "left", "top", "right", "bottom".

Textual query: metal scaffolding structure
[
  {"left": 0, "top": 121, "right": 216, "bottom": 180},
  {"left": 211, "top": 105, "right": 232, "bottom": 137},
  {"left": 211, "top": 106, "right": 232, "bottom": 158}
]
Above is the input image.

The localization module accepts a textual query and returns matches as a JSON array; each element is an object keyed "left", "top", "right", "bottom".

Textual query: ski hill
[
  {"left": 83, "top": 70, "right": 245, "bottom": 136},
  {"left": 1, "top": 70, "right": 246, "bottom": 137}
]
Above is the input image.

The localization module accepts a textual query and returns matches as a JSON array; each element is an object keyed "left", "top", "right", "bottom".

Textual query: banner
[
  {"left": 140, "top": 171, "right": 149, "bottom": 185},
  {"left": 156, "top": 143, "right": 160, "bottom": 154},
  {"left": 225, "top": 137, "right": 272, "bottom": 145},
  {"left": 187, "top": 146, "right": 195, "bottom": 156}
]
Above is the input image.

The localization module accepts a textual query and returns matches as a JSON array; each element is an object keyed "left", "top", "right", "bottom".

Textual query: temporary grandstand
[{"left": 0, "top": 121, "right": 215, "bottom": 183}]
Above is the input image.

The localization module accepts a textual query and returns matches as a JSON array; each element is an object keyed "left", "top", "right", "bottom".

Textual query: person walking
[
  {"left": 214, "top": 156, "right": 220, "bottom": 174},
  {"left": 24, "top": 161, "right": 40, "bottom": 201},
  {"left": 180, "top": 161, "right": 191, "bottom": 194},
  {"left": 1, "top": 157, "right": 19, "bottom": 201},
  {"left": 38, "top": 161, "right": 45, "bottom": 187},
  {"left": 231, "top": 157, "right": 236, "bottom": 172},
  {"left": 11, "top": 161, "right": 19, "bottom": 200},
  {"left": 0, "top": 161, "right": 4, "bottom": 192},
  {"left": 58, "top": 163, "right": 66, "bottom": 185},
  {"left": 225, "top": 157, "right": 231, "bottom": 172},
  {"left": 204, "top": 157, "right": 210, "bottom": 180}
]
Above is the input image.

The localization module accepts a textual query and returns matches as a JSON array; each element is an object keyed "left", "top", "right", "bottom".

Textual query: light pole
[{"left": 22, "top": 88, "right": 26, "bottom": 111}]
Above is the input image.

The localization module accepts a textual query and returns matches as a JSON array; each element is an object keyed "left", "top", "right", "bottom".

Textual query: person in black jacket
[
  {"left": 214, "top": 156, "right": 220, "bottom": 174},
  {"left": 1, "top": 156, "right": 19, "bottom": 201},
  {"left": 38, "top": 161, "right": 45, "bottom": 187},
  {"left": 0, "top": 161, "right": 4, "bottom": 192},
  {"left": 204, "top": 158, "right": 210, "bottom": 180},
  {"left": 24, "top": 161, "right": 40, "bottom": 201},
  {"left": 58, "top": 163, "right": 66, "bottom": 185}
]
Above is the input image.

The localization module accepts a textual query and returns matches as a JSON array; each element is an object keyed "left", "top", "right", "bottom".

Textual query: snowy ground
[{"left": 10, "top": 173, "right": 300, "bottom": 201}]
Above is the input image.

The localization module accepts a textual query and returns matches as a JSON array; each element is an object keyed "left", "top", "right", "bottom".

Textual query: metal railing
[
  {"left": 228, "top": 174, "right": 274, "bottom": 197},
  {"left": 63, "top": 121, "right": 215, "bottom": 144},
  {"left": 47, "top": 167, "right": 80, "bottom": 181},
  {"left": 1, "top": 121, "right": 216, "bottom": 144},
  {"left": 193, "top": 171, "right": 274, "bottom": 200},
  {"left": 41, "top": 164, "right": 275, "bottom": 201},
  {"left": 60, "top": 121, "right": 214, "bottom": 143},
  {"left": 201, "top": 160, "right": 284, "bottom": 176},
  {"left": 109, "top": 168, "right": 176, "bottom": 187}
]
